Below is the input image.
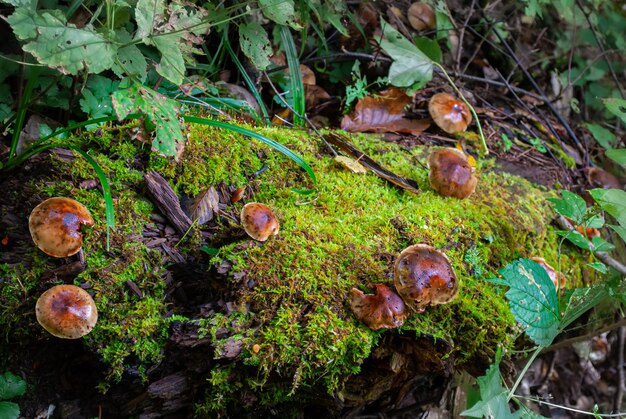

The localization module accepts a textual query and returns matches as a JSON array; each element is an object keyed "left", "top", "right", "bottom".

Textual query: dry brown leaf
[
  {"left": 334, "top": 156, "right": 368, "bottom": 173},
  {"left": 341, "top": 88, "right": 429, "bottom": 135},
  {"left": 190, "top": 186, "right": 220, "bottom": 225},
  {"left": 305, "top": 85, "right": 331, "bottom": 110}
]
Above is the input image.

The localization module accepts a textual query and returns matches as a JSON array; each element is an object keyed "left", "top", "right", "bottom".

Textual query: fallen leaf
[
  {"left": 305, "top": 84, "right": 331, "bottom": 110},
  {"left": 341, "top": 87, "right": 429, "bottom": 135},
  {"left": 335, "top": 156, "right": 368, "bottom": 173},
  {"left": 190, "top": 186, "right": 220, "bottom": 225}
]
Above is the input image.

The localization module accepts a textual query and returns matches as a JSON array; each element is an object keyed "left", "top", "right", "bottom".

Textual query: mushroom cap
[
  {"left": 530, "top": 257, "right": 566, "bottom": 290},
  {"left": 407, "top": 2, "right": 436, "bottom": 31},
  {"left": 240, "top": 202, "right": 279, "bottom": 241},
  {"left": 393, "top": 244, "right": 458, "bottom": 311},
  {"left": 29, "top": 197, "right": 94, "bottom": 257},
  {"left": 428, "top": 93, "right": 472, "bottom": 134},
  {"left": 349, "top": 284, "right": 408, "bottom": 330},
  {"left": 35, "top": 284, "right": 98, "bottom": 339},
  {"left": 428, "top": 148, "right": 478, "bottom": 199}
]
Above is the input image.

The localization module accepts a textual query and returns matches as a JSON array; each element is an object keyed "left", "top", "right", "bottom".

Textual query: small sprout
[
  {"left": 428, "top": 148, "right": 478, "bottom": 199},
  {"left": 349, "top": 284, "right": 408, "bottom": 330},
  {"left": 530, "top": 257, "right": 566, "bottom": 290},
  {"left": 428, "top": 93, "right": 472, "bottom": 134},
  {"left": 29, "top": 197, "right": 94, "bottom": 257},
  {"left": 240, "top": 202, "right": 279, "bottom": 241},
  {"left": 36, "top": 284, "right": 98, "bottom": 339},
  {"left": 407, "top": 2, "right": 436, "bottom": 31},
  {"left": 394, "top": 244, "right": 458, "bottom": 312}
]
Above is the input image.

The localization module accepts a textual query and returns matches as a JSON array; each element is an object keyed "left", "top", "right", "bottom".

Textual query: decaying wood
[{"left": 144, "top": 170, "right": 193, "bottom": 237}]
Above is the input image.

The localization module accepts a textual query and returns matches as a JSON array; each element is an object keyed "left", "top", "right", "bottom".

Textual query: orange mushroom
[
  {"left": 407, "top": 2, "right": 436, "bottom": 31},
  {"left": 428, "top": 148, "right": 478, "bottom": 199},
  {"left": 240, "top": 202, "right": 279, "bottom": 241},
  {"left": 36, "top": 284, "right": 98, "bottom": 339},
  {"left": 428, "top": 93, "right": 472, "bottom": 134},
  {"left": 349, "top": 284, "right": 408, "bottom": 330},
  {"left": 29, "top": 197, "right": 94, "bottom": 257},
  {"left": 530, "top": 257, "right": 566, "bottom": 290},
  {"left": 394, "top": 244, "right": 458, "bottom": 312}
]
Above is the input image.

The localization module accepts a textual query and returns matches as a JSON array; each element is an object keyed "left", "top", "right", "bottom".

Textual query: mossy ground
[{"left": 0, "top": 122, "right": 587, "bottom": 413}]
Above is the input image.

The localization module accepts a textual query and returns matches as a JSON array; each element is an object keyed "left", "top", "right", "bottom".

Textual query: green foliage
[
  {"left": 0, "top": 371, "right": 27, "bottom": 419},
  {"left": 239, "top": 22, "right": 273, "bottom": 71}
]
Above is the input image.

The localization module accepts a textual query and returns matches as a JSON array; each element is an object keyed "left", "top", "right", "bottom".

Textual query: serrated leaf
[
  {"left": 79, "top": 75, "right": 120, "bottom": 118},
  {"left": 589, "top": 188, "right": 626, "bottom": 227},
  {"left": 189, "top": 186, "right": 219, "bottom": 225},
  {"left": 547, "top": 190, "right": 587, "bottom": 225},
  {"left": 239, "top": 22, "right": 272, "bottom": 70},
  {"left": 602, "top": 97, "right": 626, "bottom": 125},
  {"left": 606, "top": 148, "right": 626, "bottom": 167},
  {"left": 498, "top": 259, "right": 560, "bottom": 346},
  {"left": 8, "top": 8, "right": 116, "bottom": 75},
  {"left": 584, "top": 123, "right": 617, "bottom": 149},
  {"left": 259, "top": 0, "right": 300, "bottom": 29},
  {"left": 556, "top": 230, "right": 592, "bottom": 250},
  {"left": 561, "top": 286, "right": 608, "bottom": 329},
  {"left": 379, "top": 18, "right": 433, "bottom": 89},
  {"left": 0, "top": 372, "right": 27, "bottom": 400},
  {"left": 152, "top": 35, "right": 185, "bottom": 85},
  {"left": 586, "top": 262, "right": 607, "bottom": 273},
  {"left": 135, "top": 0, "right": 165, "bottom": 39},
  {"left": 0, "top": 401, "right": 19, "bottom": 419}
]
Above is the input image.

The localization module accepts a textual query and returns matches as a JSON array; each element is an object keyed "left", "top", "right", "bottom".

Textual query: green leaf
[
  {"left": 0, "top": 372, "right": 27, "bottom": 400},
  {"left": 586, "top": 262, "right": 607, "bottom": 273},
  {"left": 560, "top": 286, "right": 608, "bottom": 330},
  {"left": 602, "top": 97, "right": 626, "bottom": 125},
  {"left": 606, "top": 148, "right": 626, "bottom": 167},
  {"left": 547, "top": 190, "right": 587, "bottom": 225},
  {"left": 259, "top": 0, "right": 300, "bottom": 29},
  {"left": 413, "top": 36, "right": 442, "bottom": 64},
  {"left": 111, "top": 30, "right": 148, "bottom": 82},
  {"left": 589, "top": 188, "right": 626, "bottom": 227},
  {"left": 496, "top": 259, "right": 560, "bottom": 346},
  {"left": 379, "top": 18, "right": 433, "bottom": 88},
  {"left": 79, "top": 75, "right": 120, "bottom": 118},
  {"left": 609, "top": 224, "right": 626, "bottom": 243},
  {"left": 135, "top": 0, "right": 165, "bottom": 39},
  {"left": 0, "top": 104, "right": 13, "bottom": 122},
  {"left": 583, "top": 123, "right": 617, "bottom": 149},
  {"left": 1, "top": 0, "right": 36, "bottom": 7},
  {"left": 239, "top": 22, "right": 272, "bottom": 70},
  {"left": 8, "top": 8, "right": 116, "bottom": 75},
  {"left": 0, "top": 401, "right": 19, "bottom": 419},
  {"left": 152, "top": 35, "right": 185, "bottom": 85},
  {"left": 556, "top": 230, "right": 592, "bottom": 250},
  {"left": 591, "top": 236, "right": 615, "bottom": 253}
]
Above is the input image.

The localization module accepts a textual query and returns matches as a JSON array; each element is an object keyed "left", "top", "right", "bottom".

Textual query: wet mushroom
[
  {"left": 407, "top": 2, "right": 436, "bottom": 31},
  {"left": 240, "top": 202, "right": 279, "bottom": 241},
  {"left": 29, "top": 197, "right": 94, "bottom": 258},
  {"left": 428, "top": 147, "right": 478, "bottom": 199},
  {"left": 428, "top": 93, "right": 472, "bottom": 134},
  {"left": 530, "top": 257, "right": 566, "bottom": 290},
  {"left": 36, "top": 284, "right": 98, "bottom": 339},
  {"left": 349, "top": 284, "right": 408, "bottom": 330},
  {"left": 394, "top": 244, "right": 458, "bottom": 312}
]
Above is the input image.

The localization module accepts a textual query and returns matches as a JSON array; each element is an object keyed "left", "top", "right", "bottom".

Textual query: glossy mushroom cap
[
  {"left": 407, "top": 2, "right": 436, "bottom": 31},
  {"left": 29, "top": 197, "right": 94, "bottom": 257},
  {"left": 36, "top": 284, "right": 98, "bottom": 339},
  {"left": 349, "top": 284, "right": 408, "bottom": 330},
  {"left": 428, "top": 148, "right": 478, "bottom": 199},
  {"left": 530, "top": 257, "right": 566, "bottom": 290},
  {"left": 394, "top": 244, "right": 458, "bottom": 312},
  {"left": 240, "top": 202, "right": 279, "bottom": 241},
  {"left": 428, "top": 93, "right": 472, "bottom": 134}
]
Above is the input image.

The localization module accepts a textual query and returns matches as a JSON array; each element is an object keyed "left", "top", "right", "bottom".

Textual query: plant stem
[
  {"left": 507, "top": 345, "right": 543, "bottom": 401},
  {"left": 434, "top": 63, "right": 489, "bottom": 155}
]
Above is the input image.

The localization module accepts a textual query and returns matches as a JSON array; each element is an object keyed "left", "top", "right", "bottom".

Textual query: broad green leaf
[
  {"left": 583, "top": 123, "right": 617, "bottom": 149},
  {"left": 560, "top": 286, "right": 608, "bottom": 330},
  {"left": 79, "top": 75, "right": 120, "bottom": 118},
  {"left": 609, "top": 224, "right": 626, "bottom": 243},
  {"left": 591, "top": 236, "right": 615, "bottom": 252},
  {"left": 556, "top": 230, "right": 592, "bottom": 250},
  {"left": 589, "top": 188, "right": 626, "bottom": 227},
  {"left": 8, "top": 8, "right": 116, "bottom": 75},
  {"left": 586, "top": 262, "right": 607, "bottom": 273},
  {"left": 584, "top": 213, "right": 604, "bottom": 229},
  {"left": 259, "top": 0, "right": 300, "bottom": 29},
  {"left": 379, "top": 18, "right": 433, "bottom": 88},
  {"left": 495, "top": 259, "right": 560, "bottom": 347},
  {"left": 135, "top": 0, "right": 165, "bottom": 39},
  {"left": 152, "top": 35, "right": 185, "bottom": 85},
  {"left": 547, "top": 190, "right": 587, "bottom": 224},
  {"left": 0, "top": 401, "right": 19, "bottom": 419},
  {"left": 0, "top": 372, "right": 27, "bottom": 400},
  {"left": 111, "top": 29, "right": 148, "bottom": 82},
  {"left": 1, "top": 0, "right": 35, "bottom": 7},
  {"left": 239, "top": 22, "right": 272, "bottom": 70},
  {"left": 606, "top": 148, "right": 626, "bottom": 167},
  {"left": 413, "top": 36, "right": 442, "bottom": 64},
  {"left": 603, "top": 97, "right": 626, "bottom": 125},
  {"left": 0, "top": 104, "right": 13, "bottom": 122}
]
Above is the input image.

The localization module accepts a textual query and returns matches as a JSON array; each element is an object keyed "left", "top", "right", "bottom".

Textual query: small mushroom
[
  {"left": 240, "top": 202, "right": 279, "bottom": 241},
  {"left": 428, "top": 93, "right": 472, "bottom": 134},
  {"left": 29, "top": 197, "right": 94, "bottom": 257},
  {"left": 407, "top": 2, "right": 436, "bottom": 31},
  {"left": 530, "top": 257, "right": 566, "bottom": 290},
  {"left": 36, "top": 284, "right": 98, "bottom": 339},
  {"left": 428, "top": 148, "right": 478, "bottom": 199},
  {"left": 394, "top": 244, "right": 458, "bottom": 312},
  {"left": 349, "top": 284, "right": 408, "bottom": 330}
]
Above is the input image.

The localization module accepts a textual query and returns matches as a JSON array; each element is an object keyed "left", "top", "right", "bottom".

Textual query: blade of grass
[
  {"left": 279, "top": 26, "right": 305, "bottom": 127},
  {"left": 9, "top": 66, "right": 40, "bottom": 159}
]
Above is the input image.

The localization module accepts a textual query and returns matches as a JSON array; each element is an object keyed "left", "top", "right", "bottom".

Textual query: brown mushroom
[
  {"left": 35, "top": 284, "right": 98, "bottom": 339},
  {"left": 407, "top": 2, "right": 436, "bottom": 31},
  {"left": 587, "top": 167, "right": 622, "bottom": 190},
  {"left": 394, "top": 244, "right": 458, "bottom": 312},
  {"left": 29, "top": 197, "right": 94, "bottom": 258},
  {"left": 349, "top": 284, "right": 408, "bottom": 330},
  {"left": 428, "top": 148, "right": 478, "bottom": 199},
  {"left": 428, "top": 93, "right": 472, "bottom": 134},
  {"left": 530, "top": 257, "right": 566, "bottom": 290},
  {"left": 240, "top": 202, "right": 279, "bottom": 241}
]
